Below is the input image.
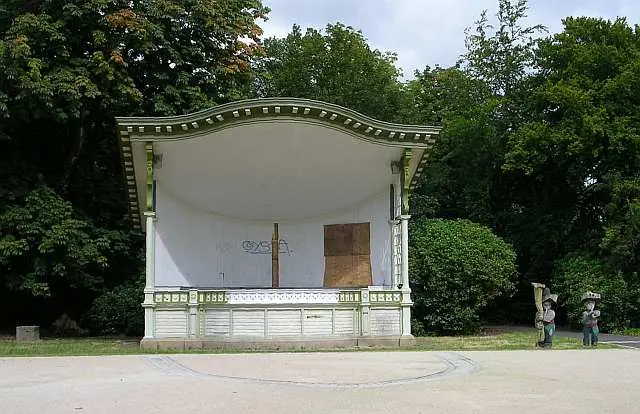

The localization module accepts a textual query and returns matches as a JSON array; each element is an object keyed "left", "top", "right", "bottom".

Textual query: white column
[
  {"left": 188, "top": 289, "right": 199, "bottom": 338},
  {"left": 400, "top": 214, "right": 413, "bottom": 337},
  {"left": 389, "top": 219, "right": 400, "bottom": 289},
  {"left": 360, "top": 288, "right": 371, "bottom": 336},
  {"left": 142, "top": 211, "right": 156, "bottom": 339}
]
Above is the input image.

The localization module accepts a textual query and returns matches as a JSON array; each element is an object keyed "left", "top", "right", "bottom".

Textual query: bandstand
[{"left": 116, "top": 98, "right": 440, "bottom": 349}]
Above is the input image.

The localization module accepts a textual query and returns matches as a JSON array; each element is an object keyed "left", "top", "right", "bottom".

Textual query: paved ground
[
  {"left": 586, "top": 333, "right": 640, "bottom": 348},
  {"left": 1, "top": 349, "right": 638, "bottom": 414}
]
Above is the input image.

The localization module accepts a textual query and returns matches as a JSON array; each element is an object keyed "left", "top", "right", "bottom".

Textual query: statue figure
[
  {"left": 533, "top": 285, "right": 558, "bottom": 348},
  {"left": 581, "top": 292, "right": 601, "bottom": 347}
]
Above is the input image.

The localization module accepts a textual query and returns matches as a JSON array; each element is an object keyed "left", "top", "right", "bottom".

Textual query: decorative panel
[
  {"left": 204, "top": 309, "right": 230, "bottom": 336},
  {"left": 370, "top": 308, "right": 401, "bottom": 336},
  {"left": 333, "top": 309, "right": 356, "bottom": 335},
  {"left": 267, "top": 310, "right": 302, "bottom": 337},
  {"left": 231, "top": 310, "right": 265, "bottom": 337},
  {"left": 155, "top": 310, "right": 188, "bottom": 337},
  {"left": 303, "top": 309, "right": 333, "bottom": 336}
]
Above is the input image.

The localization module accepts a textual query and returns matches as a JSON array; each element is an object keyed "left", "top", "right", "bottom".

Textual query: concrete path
[
  {"left": 585, "top": 333, "right": 640, "bottom": 348},
  {"left": 1, "top": 350, "right": 638, "bottom": 413},
  {"left": 550, "top": 329, "right": 640, "bottom": 348}
]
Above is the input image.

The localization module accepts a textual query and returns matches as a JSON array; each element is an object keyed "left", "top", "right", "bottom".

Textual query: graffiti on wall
[{"left": 241, "top": 239, "right": 292, "bottom": 256}]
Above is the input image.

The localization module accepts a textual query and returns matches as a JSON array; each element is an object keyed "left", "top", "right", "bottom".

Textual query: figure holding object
[
  {"left": 581, "top": 292, "right": 601, "bottom": 347},
  {"left": 534, "top": 287, "right": 558, "bottom": 348}
]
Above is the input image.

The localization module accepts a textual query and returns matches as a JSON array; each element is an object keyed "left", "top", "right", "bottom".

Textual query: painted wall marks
[{"left": 241, "top": 239, "right": 292, "bottom": 256}]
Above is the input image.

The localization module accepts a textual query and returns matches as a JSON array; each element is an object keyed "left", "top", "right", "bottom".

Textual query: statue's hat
[
  {"left": 581, "top": 291, "right": 601, "bottom": 301},
  {"left": 542, "top": 287, "right": 558, "bottom": 303}
]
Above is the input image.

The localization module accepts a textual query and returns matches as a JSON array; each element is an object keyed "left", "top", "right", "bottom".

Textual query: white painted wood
[
  {"left": 226, "top": 289, "right": 339, "bottom": 304},
  {"left": 267, "top": 310, "right": 302, "bottom": 337},
  {"left": 231, "top": 310, "right": 265, "bottom": 337},
  {"left": 333, "top": 309, "right": 356, "bottom": 335},
  {"left": 153, "top": 184, "right": 392, "bottom": 289},
  {"left": 204, "top": 309, "right": 230, "bottom": 336},
  {"left": 303, "top": 309, "right": 333, "bottom": 336},
  {"left": 144, "top": 212, "right": 156, "bottom": 291},
  {"left": 370, "top": 308, "right": 401, "bottom": 336},
  {"left": 400, "top": 215, "right": 413, "bottom": 336},
  {"left": 155, "top": 310, "right": 188, "bottom": 338},
  {"left": 154, "top": 122, "right": 402, "bottom": 220}
]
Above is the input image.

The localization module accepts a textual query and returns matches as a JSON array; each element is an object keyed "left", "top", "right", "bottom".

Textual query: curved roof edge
[
  {"left": 116, "top": 97, "right": 440, "bottom": 148},
  {"left": 116, "top": 98, "right": 441, "bottom": 229}
]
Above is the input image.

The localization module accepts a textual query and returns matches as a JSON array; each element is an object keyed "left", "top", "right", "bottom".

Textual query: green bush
[
  {"left": 84, "top": 278, "right": 144, "bottom": 337},
  {"left": 409, "top": 219, "right": 517, "bottom": 335},
  {"left": 553, "top": 255, "right": 635, "bottom": 332}
]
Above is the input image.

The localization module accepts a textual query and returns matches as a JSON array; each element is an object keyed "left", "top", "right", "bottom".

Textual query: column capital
[
  {"left": 399, "top": 214, "right": 412, "bottom": 220},
  {"left": 144, "top": 211, "right": 156, "bottom": 218}
]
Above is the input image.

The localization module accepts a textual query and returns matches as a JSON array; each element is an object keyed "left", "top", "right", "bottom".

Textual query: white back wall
[{"left": 154, "top": 184, "right": 392, "bottom": 288}]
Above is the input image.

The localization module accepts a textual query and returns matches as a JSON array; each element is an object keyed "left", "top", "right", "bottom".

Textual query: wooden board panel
[
  {"left": 155, "top": 310, "right": 188, "bottom": 338},
  {"left": 267, "top": 310, "right": 302, "bottom": 336},
  {"left": 323, "top": 255, "right": 372, "bottom": 287},
  {"left": 370, "top": 308, "right": 401, "bottom": 336},
  {"left": 231, "top": 310, "right": 265, "bottom": 337},
  {"left": 324, "top": 223, "right": 370, "bottom": 256},
  {"left": 334, "top": 309, "right": 356, "bottom": 335},
  {"left": 352, "top": 223, "right": 371, "bottom": 255},
  {"left": 324, "top": 224, "right": 354, "bottom": 256},
  {"left": 303, "top": 309, "right": 333, "bottom": 336},
  {"left": 204, "top": 309, "right": 230, "bottom": 336},
  {"left": 323, "top": 223, "right": 372, "bottom": 287}
]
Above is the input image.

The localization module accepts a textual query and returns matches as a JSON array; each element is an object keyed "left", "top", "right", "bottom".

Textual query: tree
[
  {"left": 251, "top": 23, "right": 407, "bottom": 121},
  {"left": 0, "top": 0, "right": 268, "bottom": 328},
  {"left": 504, "top": 17, "right": 640, "bottom": 310},
  {"left": 0, "top": 186, "right": 116, "bottom": 297},
  {"left": 406, "top": 66, "right": 498, "bottom": 224},
  {"left": 553, "top": 255, "right": 637, "bottom": 332},
  {"left": 408, "top": 2, "right": 550, "bottom": 292},
  {"left": 409, "top": 219, "right": 517, "bottom": 334}
]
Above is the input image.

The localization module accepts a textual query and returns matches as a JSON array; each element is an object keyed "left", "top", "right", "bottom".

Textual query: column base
[{"left": 399, "top": 334, "right": 416, "bottom": 347}]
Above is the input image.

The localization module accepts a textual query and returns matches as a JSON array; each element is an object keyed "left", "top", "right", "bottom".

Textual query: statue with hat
[
  {"left": 532, "top": 283, "right": 558, "bottom": 348},
  {"left": 581, "top": 292, "right": 601, "bottom": 346}
]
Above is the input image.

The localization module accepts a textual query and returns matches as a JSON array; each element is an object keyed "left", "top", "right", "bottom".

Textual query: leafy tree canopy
[{"left": 251, "top": 23, "right": 407, "bottom": 121}]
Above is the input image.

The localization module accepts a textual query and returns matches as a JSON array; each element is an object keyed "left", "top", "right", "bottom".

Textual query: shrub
[
  {"left": 84, "top": 277, "right": 144, "bottom": 337},
  {"left": 553, "top": 255, "right": 636, "bottom": 332},
  {"left": 409, "top": 219, "right": 517, "bottom": 335}
]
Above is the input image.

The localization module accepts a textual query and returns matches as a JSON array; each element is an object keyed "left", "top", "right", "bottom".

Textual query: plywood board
[
  {"left": 352, "top": 223, "right": 370, "bottom": 255},
  {"left": 324, "top": 224, "right": 354, "bottom": 256},
  {"left": 324, "top": 223, "right": 370, "bottom": 256},
  {"left": 323, "top": 223, "right": 372, "bottom": 287}
]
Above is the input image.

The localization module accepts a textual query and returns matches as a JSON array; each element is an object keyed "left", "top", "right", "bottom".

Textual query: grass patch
[
  {"left": 0, "top": 338, "right": 153, "bottom": 357},
  {"left": 413, "top": 331, "right": 613, "bottom": 351},
  {"left": 618, "top": 328, "right": 640, "bottom": 337},
  {"left": 0, "top": 331, "right": 615, "bottom": 357}
]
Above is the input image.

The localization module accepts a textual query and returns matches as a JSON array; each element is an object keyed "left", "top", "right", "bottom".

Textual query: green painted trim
[
  {"left": 145, "top": 142, "right": 154, "bottom": 211},
  {"left": 409, "top": 150, "right": 433, "bottom": 191},
  {"left": 369, "top": 291, "right": 402, "bottom": 304},
  {"left": 118, "top": 131, "right": 141, "bottom": 228},
  {"left": 198, "top": 308, "right": 206, "bottom": 336},
  {"left": 154, "top": 292, "right": 189, "bottom": 304},
  {"left": 402, "top": 149, "right": 412, "bottom": 215},
  {"left": 338, "top": 291, "right": 361, "bottom": 303},
  {"left": 198, "top": 291, "right": 228, "bottom": 304},
  {"left": 116, "top": 98, "right": 441, "bottom": 148}
]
